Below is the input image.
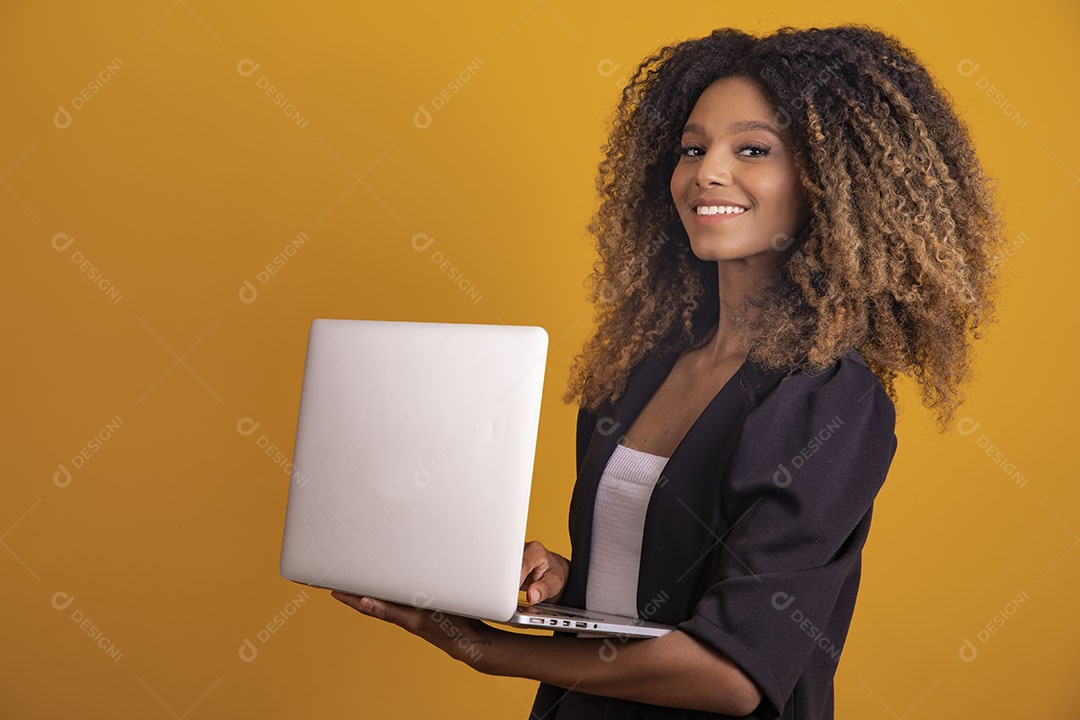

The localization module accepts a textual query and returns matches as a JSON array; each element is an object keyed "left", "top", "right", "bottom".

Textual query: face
[{"left": 669, "top": 76, "right": 809, "bottom": 268}]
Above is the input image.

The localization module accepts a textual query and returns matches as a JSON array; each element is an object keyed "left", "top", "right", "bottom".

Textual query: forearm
[
  {"left": 331, "top": 586, "right": 761, "bottom": 714},
  {"left": 476, "top": 627, "right": 760, "bottom": 716}
]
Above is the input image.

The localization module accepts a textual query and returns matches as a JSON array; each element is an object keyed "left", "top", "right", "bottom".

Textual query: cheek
[
  {"left": 783, "top": 178, "right": 810, "bottom": 228},
  {"left": 757, "top": 174, "right": 807, "bottom": 225},
  {"left": 670, "top": 165, "right": 690, "bottom": 203}
]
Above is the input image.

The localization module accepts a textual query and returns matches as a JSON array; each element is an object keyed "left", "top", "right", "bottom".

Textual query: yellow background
[{"left": 4, "top": 1, "right": 1077, "bottom": 717}]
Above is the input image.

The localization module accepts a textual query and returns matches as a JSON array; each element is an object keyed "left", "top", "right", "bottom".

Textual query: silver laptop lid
[{"left": 279, "top": 319, "right": 548, "bottom": 622}]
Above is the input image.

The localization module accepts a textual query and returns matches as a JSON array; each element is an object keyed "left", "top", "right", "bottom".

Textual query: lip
[{"left": 691, "top": 196, "right": 748, "bottom": 211}]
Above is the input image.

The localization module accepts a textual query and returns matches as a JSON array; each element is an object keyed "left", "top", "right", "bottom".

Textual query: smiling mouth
[{"left": 694, "top": 204, "right": 747, "bottom": 216}]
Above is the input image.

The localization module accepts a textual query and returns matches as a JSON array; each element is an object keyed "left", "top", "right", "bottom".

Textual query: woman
[{"left": 333, "top": 24, "right": 1003, "bottom": 719}]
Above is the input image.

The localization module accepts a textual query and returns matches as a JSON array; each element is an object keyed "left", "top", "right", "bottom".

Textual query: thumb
[{"left": 525, "top": 575, "right": 558, "bottom": 605}]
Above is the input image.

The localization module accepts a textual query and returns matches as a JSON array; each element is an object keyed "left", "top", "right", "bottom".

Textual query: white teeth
[{"left": 696, "top": 205, "right": 746, "bottom": 216}]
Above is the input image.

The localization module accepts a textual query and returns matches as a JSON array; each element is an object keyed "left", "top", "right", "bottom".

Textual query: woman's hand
[
  {"left": 332, "top": 568, "right": 761, "bottom": 714},
  {"left": 520, "top": 540, "right": 570, "bottom": 605},
  {"left": 331, "top": 592, "right": 497, "bottom": 671}
]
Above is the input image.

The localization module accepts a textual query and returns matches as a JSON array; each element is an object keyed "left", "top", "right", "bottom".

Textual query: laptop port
[{"left": 575, "top": 622, "right": 587, "bottom": 628}]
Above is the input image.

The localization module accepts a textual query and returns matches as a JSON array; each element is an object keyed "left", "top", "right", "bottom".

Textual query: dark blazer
[{"left": 530, "top": 347, "right": 898, "bottom": 720}]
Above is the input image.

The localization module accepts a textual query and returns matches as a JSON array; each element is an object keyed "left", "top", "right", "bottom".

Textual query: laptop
[{"left": 279, "top": 318, "right": 672, "bottom": 638}]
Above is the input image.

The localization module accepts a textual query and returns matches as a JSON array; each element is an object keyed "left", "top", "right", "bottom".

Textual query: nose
[{"left": 693, "top": 150, "right": 734, "bottom": 187}]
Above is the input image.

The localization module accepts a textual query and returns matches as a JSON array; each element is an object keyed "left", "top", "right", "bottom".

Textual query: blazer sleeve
[
  {"left": 574, "top": 406, "right": 597, "bottom": 474},
  {"left": 676, "top": 352, "right": 898, "bottom": 718}
]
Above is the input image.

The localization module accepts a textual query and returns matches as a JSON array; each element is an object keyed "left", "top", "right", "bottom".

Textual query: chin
[
  {"left": 687, "top": 237, "right": 787, "bottom": 267},
  {"left": 687, "top": 238, "right": 747, "bottom": 262}
]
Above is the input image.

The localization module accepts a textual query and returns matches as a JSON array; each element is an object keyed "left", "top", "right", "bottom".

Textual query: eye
[
  {"left": 738, "top": 142, "right": 771, "bottom": 158},
  {"left": 675, "top": 143, "right": 704, "bottom": 158}
]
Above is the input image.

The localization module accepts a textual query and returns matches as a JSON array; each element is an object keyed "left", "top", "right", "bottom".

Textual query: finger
[
  {"left": 524, "top": 573, "right": 559, "bottom": 605},
  {"left": 332, "top": 592, "right": 403, "bottom": 625},
  {"left": 332, "top": 591, "right": 377, "bottom": 615},
  {"left": 520, "top": 561, "right": 547, "bottom": 590},
  {"left": 520, "top": 542, "right": 547, "bottom": 587}
]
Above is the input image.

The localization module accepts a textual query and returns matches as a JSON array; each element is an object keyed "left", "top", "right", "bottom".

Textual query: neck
[{"left": 700, "top": 257, "right": 783, "bottom": 363}]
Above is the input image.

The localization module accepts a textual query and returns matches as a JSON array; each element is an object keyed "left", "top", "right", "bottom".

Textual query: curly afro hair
[{"left": 565, "top": 24, "right": 1005, "bottom": 428}]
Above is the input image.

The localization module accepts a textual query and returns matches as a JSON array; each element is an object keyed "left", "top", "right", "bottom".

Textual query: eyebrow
[{"left": 681, "top": 120, "right": 781, "bottom": 137}]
